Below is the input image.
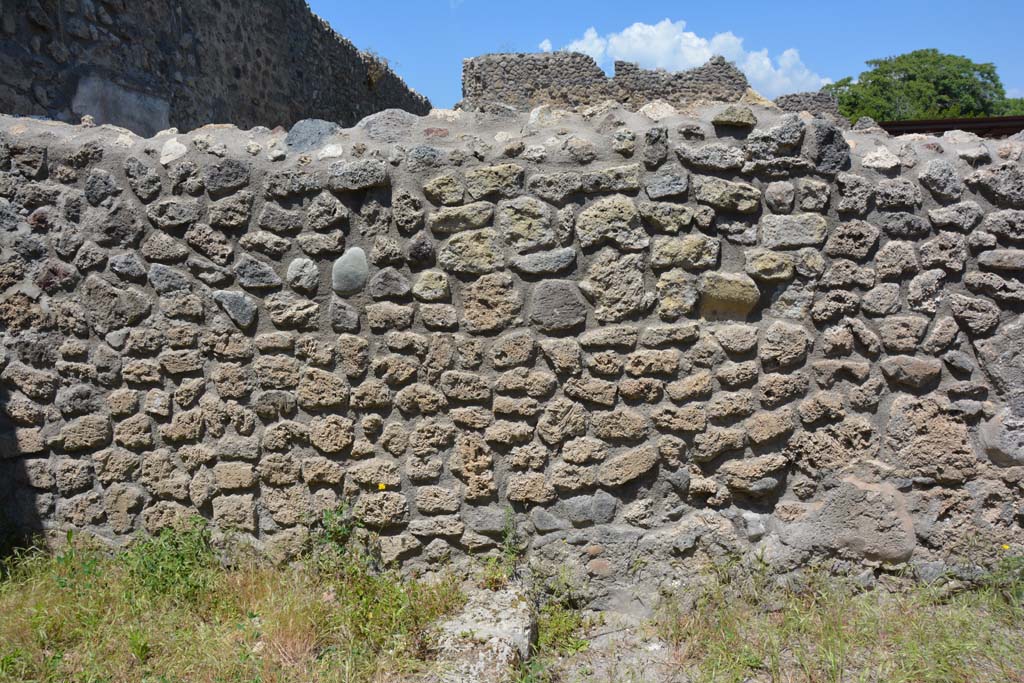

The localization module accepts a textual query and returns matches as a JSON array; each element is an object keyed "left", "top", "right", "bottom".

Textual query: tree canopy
[{"left": 823, "top": 49, "right": 1023, "bottom": 122}]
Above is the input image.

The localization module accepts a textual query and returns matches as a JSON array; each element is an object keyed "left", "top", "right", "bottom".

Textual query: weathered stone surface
[
  {"left": 507, "top": 472, "right": 556, "bottom": 504},
  {"left": 744, "top": 249, "right": 795, "bottom": 283},
  {"left": 579, "top": 249, "right": 653, "bottom": 323},
  {"left": 438, "top": 229, "right": 505, "bottom": 275},
  {"left": 650, "top": 234, "right": 719, "bottom": 271},
  {"left": 81, "top": 275, "right": 151, "bottom": 334},
  {"left": 537, "top": 398, "right": 588, "bottom": 446},
  {"left": 677, "top": 143, "right": 745, "bottom": 171},
  {"left": 465, "top": 163, "right": 524, "bottom": 200},
  {"left": 427, "top": 201, "right": 493, "bottom": 234},
  {"left": 824, "top": 220, "right": 878, "bottom": 261},
  {"left": 692, "top": 175, "right": 761, "bottom": 213},
  {"left": 328, "top": 159, "right": 388, "bottom": 192},
  {"left": 949, "top": 294, "right": 1001, "bottom": 337},
  {"left": 883, "top": 396, "right": 974, "bottom": 483},
  {"left": 462, "top": 272, "right": 522, "bottom": 334},
  {"left": 575, "top": 194, "right": 648, "bottom": 251},
  {"left": 789, "top": 479, "right": 916, "bottom": 563},
  {"left": 62, "top": 415, "right": 112, "bottom": 452},
  {"left": 529, "top": 280, "right": 587, "bottom": 333},
  {"left": 264, "top": 293, "right": 320, "bottom": 330},
  {"left": 598, "top": 446, "right": 658, "bottom": 487},
  {"left": 760, "top": 213, "right": 828, "bottom": 250},
  {"left": 494, "top": 197, "right": 555, "bottom": 253},
  {"left": 698, "top": 272, "right": 760, "bottom": 320},
  {"left": 880, "top": 356, "right": 942, "bottom": 391},
  {"left": 918, "top": 159, "right": 963, "bottom": 202},
  {"left": 353, "top": 492, "right": 408, "bottom": 528}
]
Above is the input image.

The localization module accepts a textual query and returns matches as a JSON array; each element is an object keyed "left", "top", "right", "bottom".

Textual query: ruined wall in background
[
  {"left": 0, "top": 0, "right": 430, "bottom": 137},
  {"left": 1, "top": 103, "right": 1023, "bottom": 597},
  {"left": 775, "top": 91, "right": 842, "bottom": 119},
  {"left": 460, "top": 53, "right": 749, "bottom": 112}
]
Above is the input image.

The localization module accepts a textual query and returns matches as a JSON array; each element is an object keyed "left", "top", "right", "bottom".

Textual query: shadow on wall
[
  {"left": 0, "top": 380, "right": 42, "bottom": 560},
  {"left": 70, "top": 76, "right": 171, "bottom": 139}
]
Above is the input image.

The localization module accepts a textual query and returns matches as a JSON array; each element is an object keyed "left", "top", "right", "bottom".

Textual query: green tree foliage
[
  {"left": 824, "top": 49, "right": 1014, "bottom": 122},
  {"left": 999, "top": 98, "right": 1024, "bottom": 116}
]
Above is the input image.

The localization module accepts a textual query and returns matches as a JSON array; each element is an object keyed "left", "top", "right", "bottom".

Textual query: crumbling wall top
[{"left": 460, "top": 52, "right": 749, "bottom": 112}]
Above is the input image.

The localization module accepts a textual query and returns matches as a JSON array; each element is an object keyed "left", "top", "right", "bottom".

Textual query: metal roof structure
[{"left": 879, "top": 115, "right": 1024, "bottom": 138}]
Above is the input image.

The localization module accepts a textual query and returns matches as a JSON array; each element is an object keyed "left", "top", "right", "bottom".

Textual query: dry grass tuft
[
  {"left": 654, "top": 556, "right": 1024, "bottom": 683},
  {"left": 0, "top": 516, "right": 464, "bottom": 683}
]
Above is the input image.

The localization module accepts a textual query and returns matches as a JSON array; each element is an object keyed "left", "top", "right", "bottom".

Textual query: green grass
[
  {"left": 515, "top": 566, "right": 595, "bottom": 683},
  {"left": 655, "top": 556, "right": 1024, "bottom": 683},
  {"left": 6, "top": 514, "right": 1023, "bottom": 683},
  {"left": 0, "top": 515, "right": 464, "bottom": 683}
]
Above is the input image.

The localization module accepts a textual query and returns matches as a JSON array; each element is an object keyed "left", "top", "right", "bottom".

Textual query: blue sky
[{"left": 309, "top": 0, "right": 1024, "bottom": 108}]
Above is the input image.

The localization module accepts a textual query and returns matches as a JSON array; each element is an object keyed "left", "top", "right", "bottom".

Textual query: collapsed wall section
[
  {"left": 1, "top": 105, "right": 1023, "bottom": 593},
  {"left": 0, "top": 0, "right": 430, "bottom": 136},
  {"left": 460, "top": 53, "right": 749, "bottom": 112}
]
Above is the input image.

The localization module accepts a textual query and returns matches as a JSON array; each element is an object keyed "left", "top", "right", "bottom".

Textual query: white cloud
[
  {"left": 564, "top": 27, "right": 607, "bottom": 62},
  {"left": 1008, "top": 87, "right": 1024, "bottom": 98},
  {"left": 542, "top": 19, "right": 830, "bottom": 98},
  {"left": 538, "top": 38, "right": 553, "bottom": 52}
]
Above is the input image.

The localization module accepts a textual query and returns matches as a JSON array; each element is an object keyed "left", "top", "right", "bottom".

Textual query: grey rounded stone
[
  {"left": 332, "top": 247, "right": 368, "bottom": 295},
  {"left": 285, "top": 119, "right": 341, "bottom": 152},
  {"left": 213, "top": 290, "right": 258, "bottom": 329},
  {"left": 286, "top": 258, "right": 319, "bottom": 294}
]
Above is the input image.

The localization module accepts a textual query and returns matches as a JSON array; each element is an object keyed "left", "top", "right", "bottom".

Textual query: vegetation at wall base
[
  {"left": 2, "top": 522, "right": 1023, "bottom": 682},
  {"left": 823, "top": 48, "right": 1024, "bottom": 121},
  {"left": 655, "top": 555, "right": 1024, "bottom": 683},
  {"left": 0, "top": 515, "right": 464, "bottom": 683}
]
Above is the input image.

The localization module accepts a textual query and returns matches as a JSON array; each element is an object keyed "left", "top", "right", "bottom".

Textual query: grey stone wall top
[{"left": 461, "top": 52, "right": 749, "bottom": 112}]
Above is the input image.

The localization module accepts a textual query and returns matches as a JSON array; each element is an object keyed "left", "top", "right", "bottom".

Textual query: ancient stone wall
[
  {"left": 0, "top": 0, "right": 430, "bottom": 137},
  {"left": 775, "top": 91, "right": 841, "bottom": 119},
  {"left": 460, "top": 53, "right": 748, "bottom": 112},
  {"left": 1, "top": 103, "right": 1023, "bottom": 595}
]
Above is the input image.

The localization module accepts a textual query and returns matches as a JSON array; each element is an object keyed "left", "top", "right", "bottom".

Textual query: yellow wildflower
[{"left": 378, "top": 482, "right": 387, "bottom": 491}]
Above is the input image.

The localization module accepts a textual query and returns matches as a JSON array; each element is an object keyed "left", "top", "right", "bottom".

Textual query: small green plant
[
  {"left": 515, "top": 655, "right": 555, "bottom": 683},
  {"left": 121, "top": 516, "right": 216, "bottom": 606},
  {"left": 320, "top": 505, "right": 356, "bottom": 550},
  {"left": 127, "top": 629, "right": 150, "bottom": 664},
  {"left": 985, "top": 548, "right": 1024, "bottom": 606},
  {"left": 536, "top": 602, "right": 589, "bottom": 656},
  {"left": 516, "top": 563, "right": 593, "bottom": 682},
  {"left": 362, "top": 49, "right": 390, "bottom": 89},
  {"left": 480, "top": 507, "right": 521, "bottom": 591},
  {"left": 54, "top": 529, "right": 104, "bottom": 594}
]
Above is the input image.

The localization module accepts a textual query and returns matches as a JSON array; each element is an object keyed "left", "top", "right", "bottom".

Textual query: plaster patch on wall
[{"left": 71, "top": 76, "right": 171, "bottom": 137}]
